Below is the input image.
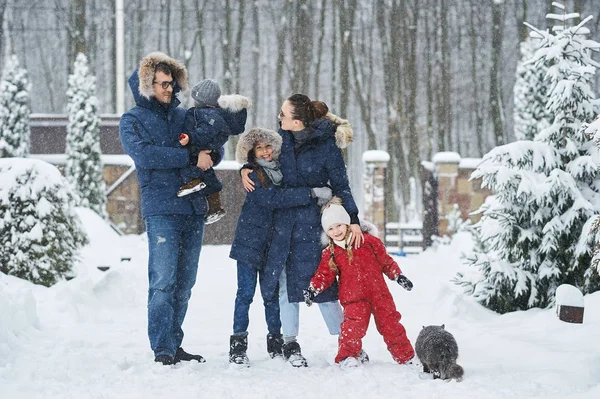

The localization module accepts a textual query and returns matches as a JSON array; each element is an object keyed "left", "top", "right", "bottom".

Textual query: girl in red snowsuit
[{"left": 304, "top": 200, "right": 415, "bottom": 366}]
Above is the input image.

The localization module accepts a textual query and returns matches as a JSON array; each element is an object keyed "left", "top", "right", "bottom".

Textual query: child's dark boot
[
  {"left": 229, "top": 334, "right": 250, "bottom": 366},
  {"left": 266, "top": 333, "right": 283, "bottom": 358}
]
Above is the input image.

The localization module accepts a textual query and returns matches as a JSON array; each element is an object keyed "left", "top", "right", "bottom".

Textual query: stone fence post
[{"left": 362, "top": 150, "right": 390, "bottom": 241}]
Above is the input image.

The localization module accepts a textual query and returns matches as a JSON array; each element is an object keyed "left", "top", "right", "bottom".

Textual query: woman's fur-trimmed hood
[
  {"left": 137, "top": 52, "right": 189, "bottom": 100},
  {"left": 236, "top": 127, "right": 283, "bottom": 164},
  {"left": 324, "top": 112, "right": 353, "bottom": 149}
]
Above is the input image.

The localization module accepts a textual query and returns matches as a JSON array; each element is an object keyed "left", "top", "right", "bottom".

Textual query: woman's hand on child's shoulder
[
  {"left": 241, "top": 168, "right": 255, "bottom": 192},
  {"left": 349, "top": 224, "right": 364, "bottom": 249}
]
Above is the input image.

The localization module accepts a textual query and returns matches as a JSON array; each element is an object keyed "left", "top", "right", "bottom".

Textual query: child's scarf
[{"left": 256, "top": 158, "right": 283, "bottom": 185}]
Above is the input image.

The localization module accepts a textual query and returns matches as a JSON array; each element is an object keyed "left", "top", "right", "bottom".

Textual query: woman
[{"left": 242, "top": 94, "right": 364, "bottom": 367}]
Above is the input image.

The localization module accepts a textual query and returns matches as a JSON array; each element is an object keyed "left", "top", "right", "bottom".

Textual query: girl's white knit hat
[{"left": 321, "top": 203, "right": 350, "bottom": 231}]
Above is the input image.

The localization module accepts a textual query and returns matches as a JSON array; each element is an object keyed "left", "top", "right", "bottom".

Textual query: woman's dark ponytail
[{"left": 288, "top": 93, "right": 329, "bottom": 126}]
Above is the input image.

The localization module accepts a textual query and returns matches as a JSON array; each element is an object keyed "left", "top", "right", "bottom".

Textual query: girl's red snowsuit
[{"left": 309, "top": 233, "right": 414, "bottom": 364}]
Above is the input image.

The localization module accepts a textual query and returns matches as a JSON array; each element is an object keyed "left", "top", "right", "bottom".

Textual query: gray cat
[{"left": 415, "top": 324, "right": 464, "bottom": 381}]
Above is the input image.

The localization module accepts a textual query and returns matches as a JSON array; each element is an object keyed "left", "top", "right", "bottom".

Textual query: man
[{"left": 119, "top": 52, "right": 221, "bottom": 365}]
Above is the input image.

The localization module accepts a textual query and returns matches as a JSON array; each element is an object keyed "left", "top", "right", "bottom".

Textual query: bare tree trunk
[
  {"left": 313, "top": 0, "right": 327, "bottom": 99},
  {"left": 88, "top": 0, "right": 97, "bottom": 68},
  {"left": 165, "top": 0, "right": 171, "bottom": 55},
  {"left": 69, "top": 0, "right": 86, "bottom": 72},
  {"left": 194, "top": 0, "right": 207, "bottom": 78},
  {"left": 489, "top": 0, "right": 505, "bottom": 146},
  {"left": 274, "top": 2, "right": 292, "bottom": 108},
  {"left": 437, "top": 0, "right": 451, "bottom": 151},
  {"left": 233, "top": 0, "right": 246, "bottom": 93},
  {"left": 251, "top": 0, "right": 260, "bottom": 123},
  {"left": 337, "top": 0, "right": 357, "bottom": 116},
  {"left": 109, "top": 0, "right": 116, "bottom": 112},
  {"left": 406, "top": 1, "right": 420, "bottom": 181},
  {"left": 469, "top": 0, "right": 484, "bottom": 156},
  {"left": 349, "top": 18, "right": 376, "bottom": 150},
  {"left": 424, "top": 0, "right": 434, "bottom": 160},
  {"left": 134, "top": 0, "right": 149, "bottom": 65},
  {"left": 222, "top": 0, "right": 233, "bottom": 93},
  {"left": 290, "top": 0, "right": 312, "bottom": 93},
  {"left": 331, "top": 3, "right": 337, "bottom": 104},
  {"left": 516, "top": 0, "right": 528, "bottom": 42},
  {"left": 0, "top": 0, "right": 9, "bottom": 66},
  {"left": 376, "top": 0, "right": 409, "bottom": 222}
]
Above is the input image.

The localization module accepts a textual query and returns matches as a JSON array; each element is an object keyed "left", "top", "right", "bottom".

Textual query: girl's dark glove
[
  {"left": 303, "top": 287, "right": 318, "bottom": 306},
  {"left": 397, "top": 275, "right": 413, "bottom": 291}
]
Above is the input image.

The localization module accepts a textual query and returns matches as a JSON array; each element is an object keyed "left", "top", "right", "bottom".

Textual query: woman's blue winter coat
[{"left": 261, "top": 119, "right": 359, "bottom": 303}]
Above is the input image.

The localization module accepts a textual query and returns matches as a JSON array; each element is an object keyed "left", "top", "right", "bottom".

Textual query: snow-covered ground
[{"left": 1, "top": 214, "right": 599, "bottom": 399}]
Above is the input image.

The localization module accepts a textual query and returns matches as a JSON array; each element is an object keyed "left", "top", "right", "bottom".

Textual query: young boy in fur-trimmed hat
[
  {"left": 304, "top": 198, "right": 415, "bottom": 368},
  {"left": 228, "top": 127, "right": 333, "bottom": 366},
  {"left": 178, "top": 78, "right": 251, "bottom": 224}
]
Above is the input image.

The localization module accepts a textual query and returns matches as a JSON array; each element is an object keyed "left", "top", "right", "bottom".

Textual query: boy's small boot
[
  {"left": 205, "top": 192, "right": 226, "bottom": 224},
  {"left": 266, "top": 333, "right": 284, "bottom": 358},
  {"left": 229, "top": 335, "right": 250, "bottom": 366},
  {"left": 177, "top": 178, "right": 207, "bottom": 197},
  {"left": 282, "top": 341, "right": 308, "bottom": 367}
]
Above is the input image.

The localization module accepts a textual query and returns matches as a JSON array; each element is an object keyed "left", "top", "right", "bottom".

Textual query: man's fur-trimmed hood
[
  {"left": 236, "top": 127, "right": 283, "bottom": 164},
  {"left": 324, "top": 112, "right": 353, "bottom": 149},
  {"left": 137, "top": 51, "right": 189, "bottom": 100}
]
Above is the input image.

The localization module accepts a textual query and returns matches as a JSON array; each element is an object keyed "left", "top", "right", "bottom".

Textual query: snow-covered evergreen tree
[
  {"left": 457, "top": 3, "right": 600, "bottom": 313},
  {"left": 65, "top": 53, "right": 106, "bottom": 217},
  {"left": 0, "top": 54, "right": 31, "bottom": 158},
  {"left": 0, "top": 158, "right": 88, "bottom": 287},
  {"left": 513, "top": 38, "right": 552, "bottom": 141}
]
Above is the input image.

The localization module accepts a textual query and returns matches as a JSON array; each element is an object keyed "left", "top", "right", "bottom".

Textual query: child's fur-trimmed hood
[
  {"left": 235, "top": 127, "right": 283, "bottom": 164},
  {"left": 137, "top": 52, "right": 189, "bottom": 100}
]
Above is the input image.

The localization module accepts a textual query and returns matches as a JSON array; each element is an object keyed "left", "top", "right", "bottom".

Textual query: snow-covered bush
[
  {"left": 0, "top": 158, "right": 88, "bottom": 287},
  {"left": 457, "top": 3, "right": 600, "bottom": 313},
  {"left": 65, "top": 53, "right": 106, "bottom": 217},
  {"left": 0, "top": 54, "right": 31, "bottom": 158}
]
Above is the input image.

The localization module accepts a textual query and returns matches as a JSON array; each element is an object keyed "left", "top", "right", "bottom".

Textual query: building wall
[{"left": 431, "top": 153, "right": 491, "bottom": 236}]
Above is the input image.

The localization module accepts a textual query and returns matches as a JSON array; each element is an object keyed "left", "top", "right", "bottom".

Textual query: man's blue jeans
[
  {"left": 145, "top": 215, "right": 205, "bottom": 357},
  {"left": 233, "top": 262, "right": 281, "bottom": 336}
]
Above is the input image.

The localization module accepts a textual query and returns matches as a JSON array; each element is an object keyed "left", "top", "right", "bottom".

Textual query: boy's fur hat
[
  {"left": 235, "top": 127, "right": 283, "bottom": 164},
  {"left": 137, "top": 51, "right": 189, "bottom": 100}
]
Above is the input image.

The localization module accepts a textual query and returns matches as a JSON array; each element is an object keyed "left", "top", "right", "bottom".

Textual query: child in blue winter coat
[
  {"left": 178, "top": 78, "right": 250, "bottom": 224},
  {"left": 228, "top": 127, "right": 333, "bottom": 366}
]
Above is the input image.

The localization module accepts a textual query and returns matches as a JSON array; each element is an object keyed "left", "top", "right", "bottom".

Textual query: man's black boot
[
  {"left": 174, "top": 347, "right": 206, "bottom": 363},
  {"left": 154, "top": 354, "right": 175, "bottom": 365}
]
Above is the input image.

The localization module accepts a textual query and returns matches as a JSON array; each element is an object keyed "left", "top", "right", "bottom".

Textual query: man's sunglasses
[{"left": 153, "top": 80, "right": 175, "bottom": 90}]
